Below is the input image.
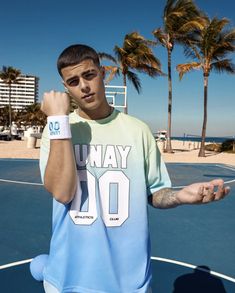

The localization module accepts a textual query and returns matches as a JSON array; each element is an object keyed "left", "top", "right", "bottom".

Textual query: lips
[{"left": 82, "top": 93, "right": 94, "bottom": 100}]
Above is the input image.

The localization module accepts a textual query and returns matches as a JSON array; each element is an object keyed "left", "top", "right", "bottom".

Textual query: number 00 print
[{"left": 69, "top": 170, "right": 130, "bottom": 227}]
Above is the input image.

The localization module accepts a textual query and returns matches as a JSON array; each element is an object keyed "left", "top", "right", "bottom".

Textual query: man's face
[{"left": 61, "top": 59, "right": 106, "bottom": 116}]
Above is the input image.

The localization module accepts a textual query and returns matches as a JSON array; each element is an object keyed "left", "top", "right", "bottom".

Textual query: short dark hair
[{"left": 57, "top": 44, "right": 100, "bottom": 77}]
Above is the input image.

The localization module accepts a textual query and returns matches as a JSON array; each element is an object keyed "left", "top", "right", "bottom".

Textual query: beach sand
[
  {"left": 0, "top": 139, "right": 235, "bottom": 166},
  {"left": 160, "top": 140, "right": 235, "bottom": 166},
  {"left": 0, "top": 139, "right": 41, "bottom": 159}
]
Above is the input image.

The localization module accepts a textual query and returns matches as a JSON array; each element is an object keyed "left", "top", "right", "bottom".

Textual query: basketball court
[{"left": 0, "top": 159, "right": 234, "bottom": 292}]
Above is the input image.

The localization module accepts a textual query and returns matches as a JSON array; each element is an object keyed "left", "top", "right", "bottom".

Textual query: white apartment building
[{"left": 0, "top": 75, "right": 39, "bottom": 110}]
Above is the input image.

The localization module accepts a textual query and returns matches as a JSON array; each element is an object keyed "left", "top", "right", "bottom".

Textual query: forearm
[
  {"left": 148, "top": 188, "right": 181, "bottom": 209},
  {"left": 44, "top": 139, "right": 77, "bottom": 204}
]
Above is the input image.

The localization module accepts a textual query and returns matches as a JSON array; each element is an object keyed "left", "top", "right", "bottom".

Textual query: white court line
[
  {"left": 1, "top": 257, "right": 234, "bottom": 284},
  {"left": 0, "top": 159, "right": 42, "bottom": 186},
  {"left": 172, "top": 164, "right": 235, "bottom": 189},
  {"left": 214, "top": 164, "right": 235, "bottom": 185},
  {"left": 0, "top": 259, "right": 32, "bottom": 270},
  {"left": 222, "top": 179, "right": 235, "bottom": 184},
  {"left": 1, "top": 163, "right": 234, "bottom": 188},
  {"left": 151, "top": 256, "right": 235, "bottom": 283},
  {"left": 0, "top": 178, "right": 43, "bottom": 186},
  {"left": 216, "top": 164, "right": 235, "bottom": 172}
]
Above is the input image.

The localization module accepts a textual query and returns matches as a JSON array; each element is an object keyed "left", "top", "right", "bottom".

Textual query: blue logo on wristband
[{"left": 49, "top": 121, "right": 61, "bottom": 135}]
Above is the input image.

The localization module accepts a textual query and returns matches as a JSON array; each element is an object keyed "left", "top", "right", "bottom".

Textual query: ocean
[{"left": 172, "top": 136, "right": 235, "bottom": 143}]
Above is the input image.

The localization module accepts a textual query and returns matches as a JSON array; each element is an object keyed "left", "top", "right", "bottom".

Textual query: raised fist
[{"left": 41, "top": 91, "right": 70, "bottom": 116}]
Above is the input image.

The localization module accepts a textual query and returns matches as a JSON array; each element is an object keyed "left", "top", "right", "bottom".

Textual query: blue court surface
[{"left": 0, "top": 159, "right": 234, "bottom": 292}]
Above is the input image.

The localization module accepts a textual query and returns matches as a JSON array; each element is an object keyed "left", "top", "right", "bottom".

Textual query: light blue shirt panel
[{"left": 39, "top": 110, "right": 171, "bottom": 293}]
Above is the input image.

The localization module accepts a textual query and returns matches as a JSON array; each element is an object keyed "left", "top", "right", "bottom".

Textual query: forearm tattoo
[{"left": 149, "top": 188, "right": 180, "bottom": 209}]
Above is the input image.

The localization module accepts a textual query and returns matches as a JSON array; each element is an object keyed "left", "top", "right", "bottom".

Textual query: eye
[
  {"left": 84, "top": 71, "right": 97, "bottom": 80},
  {"left": 68, "top": 79, "right": 79, "bottom": 87}
]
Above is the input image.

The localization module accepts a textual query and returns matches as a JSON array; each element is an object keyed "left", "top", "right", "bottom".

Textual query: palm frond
[
  {"left": 17, "top": 103, "right": 47, "bottom": 126},
  {"left": 211, "top": 59, "right": 235, "bottom": 74},
  {"left": 184, "top": 43, "right": 203, "bottom": 63},
  {"left": 164, "top": 0, "right": 175, "bottom": 18},
  {"left": 103, "top": 66, "right": 120, "bottom": 84},
  {"left": 183, "top": 45, "right": 197, "bottom": 60},
  {"left": 136, "top": 64, "right": 164, "bottom": 77},
  {"left": 98, "top": 53, "right": 117, "bottom": 64},
  {"left": 113, "top": 31, "right": 162, "bottom": 93},
  {"left": 223, "top": 28, "right": 235, "bottom": 46},
  {"left": 179, "top": 17, "right": 206, "bottom": 34},
  {"left": 182, "top": 14, "right": 235, "bottom": 72},
  {"left": 114, "top": 46, "right": 126, "bottom": 63},
  {"left": 0, "top": 66, "right": 21, "bottom": 84},
  {"left": 126, "top": 71, "right": 141, "bottom": 93},
  {"left": 152, "top": 28, "right": 168, "bottom": 47},
  {"left": 176, "top": 62, "right": 202, "bottom": 80},
  {"left": 164, "top": 0, "right": 204, "bottom": 35}
]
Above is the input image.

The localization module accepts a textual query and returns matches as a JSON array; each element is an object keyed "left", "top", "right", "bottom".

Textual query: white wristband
[{"left": 47, "top": 115, "right": 72, "bottom": 139}]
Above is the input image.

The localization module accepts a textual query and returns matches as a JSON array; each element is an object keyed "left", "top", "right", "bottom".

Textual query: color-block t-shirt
[{"left": 40, "top": 109, "right": 171, "bottom": 293}]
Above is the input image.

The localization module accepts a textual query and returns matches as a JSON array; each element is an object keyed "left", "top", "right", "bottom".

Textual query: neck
[{"left": 77, "top": 103, "right": 113, "bottom": 120}]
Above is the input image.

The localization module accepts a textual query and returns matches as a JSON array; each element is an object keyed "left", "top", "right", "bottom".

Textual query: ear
[
  {"left": 100, "top": 66, "right": 106, "bottom": 80},
  {"left": 62, "top": 81, "right": 69, "bottom": 94}
]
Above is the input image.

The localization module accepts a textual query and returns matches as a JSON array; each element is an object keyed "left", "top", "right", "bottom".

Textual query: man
[{"left": 39, "top": 44, "right": 230, "bottom": 293}]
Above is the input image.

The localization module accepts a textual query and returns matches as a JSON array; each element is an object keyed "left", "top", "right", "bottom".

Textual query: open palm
[{"left": 177, "top": 179, "right": 230, "bottom": 205}]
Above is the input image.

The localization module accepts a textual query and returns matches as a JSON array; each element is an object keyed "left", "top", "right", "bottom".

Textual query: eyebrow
[{"left": 65, "top": 69, "right": 96, "bottom": 84}]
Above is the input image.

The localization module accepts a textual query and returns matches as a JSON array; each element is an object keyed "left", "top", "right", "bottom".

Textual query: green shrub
[{"left": 221, "top": 139, "right": 235, "bottom": 152}]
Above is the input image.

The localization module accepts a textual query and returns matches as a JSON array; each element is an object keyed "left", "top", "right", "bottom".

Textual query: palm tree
[
  {"left": 99, "top": 31, "right": 163, "bottom": 113},
  {"left": 0, "top": 66, "right": 21, "bottom": 139},
  {"left": 97, "top": 53, "right": 121, "bottom": 85},
  {"left": 152, "top": 0, "right": 205, "bottom": 153},
  {"left": 0, "top": 106, "right": 11, "bottom": 126},
  {"left": 17, "top": 103, "right": 47, "bottom": 128},
  {"left": 176, "top": 17, "right": 235, "bottom": 157}
]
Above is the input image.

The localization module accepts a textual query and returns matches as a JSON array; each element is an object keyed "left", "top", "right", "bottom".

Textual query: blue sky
[{"left": 0, "top": 0, "right": 234, "bottom": 136}]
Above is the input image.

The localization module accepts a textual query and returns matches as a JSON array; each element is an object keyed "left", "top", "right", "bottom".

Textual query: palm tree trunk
[
  {"left": 165, "top": 47, "right": 173, "bottom": 153},
  {"left": 8, "top": 84, "right": 12, "bottom": 140},
  {"left": 123, "top": 74, "right": 128, "bottom": 114},
  {"left": 198, "top": 73, "right": 208, "bottom": 157}
]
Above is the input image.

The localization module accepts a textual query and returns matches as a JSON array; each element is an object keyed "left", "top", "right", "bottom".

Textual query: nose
[{"left": 80, "top": 78, "right": 90, "bottom": 93}]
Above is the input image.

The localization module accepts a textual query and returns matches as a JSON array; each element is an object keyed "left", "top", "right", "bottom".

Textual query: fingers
[
  {"left": 41, "top": 90, "right": 70, "bottom": 116},
  {"left": 204, "top": 185, "right": 215, "bottom": 203},
  {"left": 210, "top": 179, "right": 230, "bottom": 201},
  {"left": 199, "top": 184, "right": 216, "bottom": 203},
  {"left": 214, "top": 185, "right": 230, "bottom": 201},
  {"left": 208, "top": 178, "right": 224, "bottom": 186},
  {"left": 199, "top": 180, "right": 231, "bottom": 203}
]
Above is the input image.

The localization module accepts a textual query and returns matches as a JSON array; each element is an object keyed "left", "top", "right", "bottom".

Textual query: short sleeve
[
  {"left": 145, "top": 134, "right": 171, "bottom": 196},
  {"left": 39, "top": 125, "right": 50, "bottom": 183}
]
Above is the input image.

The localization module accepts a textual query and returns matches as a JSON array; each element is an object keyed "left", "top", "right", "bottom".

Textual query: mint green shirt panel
[
  {"left": 39, "top": 110, "right": 171, "bottom": 195},
  {"left": 69, "top": 109, "right": 171, "bottom": 196},
  {"left": 144, "top": 134, "right": 172, "bottom": 196}
]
